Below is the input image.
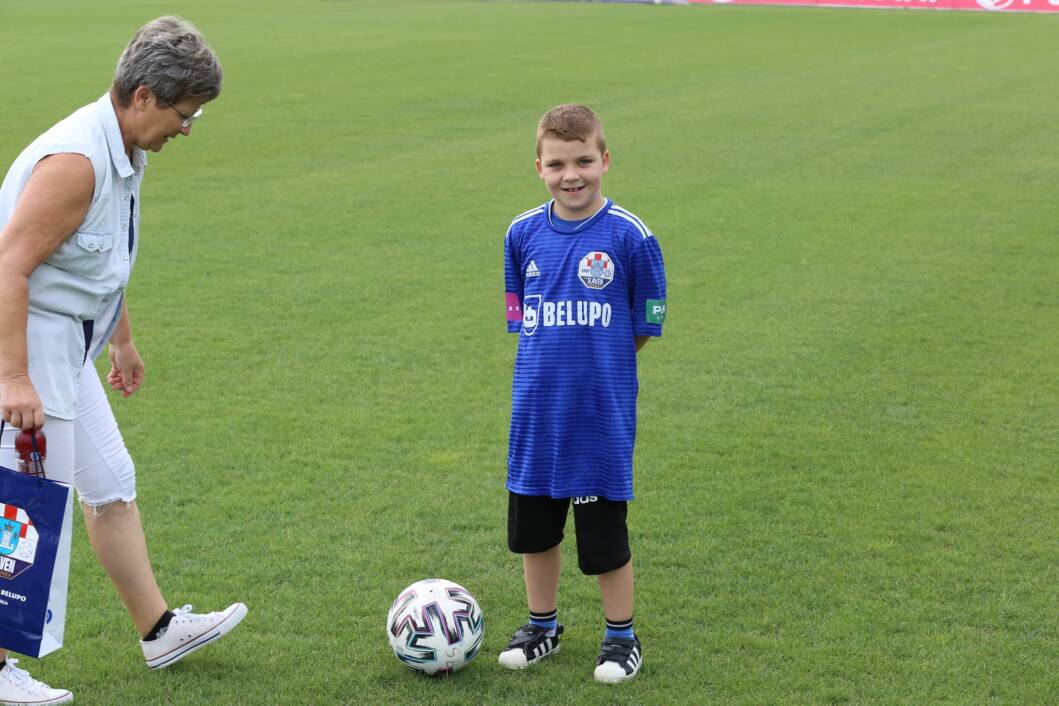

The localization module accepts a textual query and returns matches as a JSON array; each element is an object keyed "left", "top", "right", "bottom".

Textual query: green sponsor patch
[{"left": 646, "top": 299, "right": 667, "bottom": 324}]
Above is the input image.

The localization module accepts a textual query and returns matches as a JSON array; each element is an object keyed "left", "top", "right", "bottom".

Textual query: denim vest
[{"left": 0, "top": 93, "right": 145, "bottom": 419}]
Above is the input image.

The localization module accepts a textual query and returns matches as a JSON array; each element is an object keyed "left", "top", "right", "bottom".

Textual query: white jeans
[{"left": 0, "top": 368, "right": 137, "bottom": 508}]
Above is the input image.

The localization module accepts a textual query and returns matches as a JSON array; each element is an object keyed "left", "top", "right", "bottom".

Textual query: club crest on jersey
[
  {"left": 578, "top": 251, "right": 614, "bottom": 290},
  {"left": 0, "top": 504, "right": 38, "bottom": 580},
  {"left": 522, "top": 294, "right": 542, "bottom": 336}
]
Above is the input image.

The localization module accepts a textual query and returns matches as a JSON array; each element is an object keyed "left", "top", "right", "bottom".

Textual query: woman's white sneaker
[
  {"left": 141, "top": 602, "right": 248, "bottom": 669},
  {"left": 0, "top": 659, "right": 73, "bottom": 705}
]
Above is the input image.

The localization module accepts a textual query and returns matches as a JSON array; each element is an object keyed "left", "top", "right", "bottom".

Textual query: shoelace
[
  {"left": 155, "top": 604, "right": 201, "bottom": 638},
  {"left": 173, "top": 604, "right": 206, "bottom": 622},
  {"left": 3, "top": 659, "right": 51, "bottom": 694}
]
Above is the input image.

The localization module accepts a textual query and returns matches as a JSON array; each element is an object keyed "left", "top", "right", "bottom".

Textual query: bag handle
[{"left": 0, "top": 420, "right": 47, "bottom": 478}]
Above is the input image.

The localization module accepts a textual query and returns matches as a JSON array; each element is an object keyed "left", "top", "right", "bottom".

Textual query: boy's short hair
[{"left": 536, "top": 104, "right": 607, "bottom": 157}]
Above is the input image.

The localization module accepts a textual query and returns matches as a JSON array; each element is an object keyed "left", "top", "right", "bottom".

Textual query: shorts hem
[
  {"left": 508, "top": 537, "right": 563, "bottom": 555},
  {"left": 78, "top": 492, "right": 138, "bottom": 509},
  {"left": 506, "top": 485, "right": 635, "bottom": 502},
  {"left": 578, "top": 552, "right": 632, "bottom": 576}
]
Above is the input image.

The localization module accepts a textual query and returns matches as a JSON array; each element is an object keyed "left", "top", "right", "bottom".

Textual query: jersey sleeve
[
  {"left": 504, "top": 226, "right": 524, "bottom": 333},
  {"left": 629, "top": 235, "right": 667, "bottom": 336}
]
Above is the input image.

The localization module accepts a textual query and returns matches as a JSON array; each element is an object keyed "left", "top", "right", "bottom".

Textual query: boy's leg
[
  {"left": 572, "top": 497, "right": 642, "bottom": 683},
  {"left": 523, "top": 545, "right": 561, "bottom": 614},
  {"left": 499, "top": 492, "right": 568, "bottom": 669},
  {"left": 597, "top": 559, "right": 634, "bottom": 626},
  {"left": 74, "top": 368, "right": 246, "bottom": 669}
]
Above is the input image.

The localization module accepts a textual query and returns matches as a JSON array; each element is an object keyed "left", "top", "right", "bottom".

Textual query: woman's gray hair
[{"left": 113, "top": 16, "right": 222, "bottom": 107}]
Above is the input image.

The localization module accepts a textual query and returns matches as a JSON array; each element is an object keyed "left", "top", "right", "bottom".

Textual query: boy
[{"left": 499, "top": 104, "right": 667, "bottom": 684}]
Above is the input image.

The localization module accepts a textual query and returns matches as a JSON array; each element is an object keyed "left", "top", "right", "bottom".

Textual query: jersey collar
[{"left": 545, "top": 198, "right": 611, "bottom": 234}]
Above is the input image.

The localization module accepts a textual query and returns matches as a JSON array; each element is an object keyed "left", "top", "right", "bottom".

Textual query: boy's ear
[
  {"left": 535, "top": 157, "right": 543, "bottom": 179},
  {"left": 601, "top": 150, "right": 611, "bottom": 174}
]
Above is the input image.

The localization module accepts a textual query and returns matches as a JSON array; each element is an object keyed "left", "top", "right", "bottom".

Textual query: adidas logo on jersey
[{"left": 525, "top": 261, "right": 540, "bottom": 278}]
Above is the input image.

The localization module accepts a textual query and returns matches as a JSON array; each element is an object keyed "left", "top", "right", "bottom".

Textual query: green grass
[{"left": 1, "top": 0, "right": 1057, "bottom": 703}]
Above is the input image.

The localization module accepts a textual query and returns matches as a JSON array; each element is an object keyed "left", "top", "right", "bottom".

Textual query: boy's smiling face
[{"left": 536, "top": 133, "right": 610, "bottom": 221}]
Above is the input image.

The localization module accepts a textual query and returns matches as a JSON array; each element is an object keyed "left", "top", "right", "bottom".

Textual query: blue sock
[
  {"left": 529, "top": 608, "right": 558, "bottom": 636},
  {"left": 605, "top": 616, "right": 634, "bottom": 640}
]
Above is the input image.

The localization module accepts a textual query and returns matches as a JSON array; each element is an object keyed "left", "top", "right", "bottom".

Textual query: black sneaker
[
  {"left": 594, "top": 635, "right": 642, "bottom": 683},
  {"left": 497, "top": 623, "right": 564, "bottom": 669}
]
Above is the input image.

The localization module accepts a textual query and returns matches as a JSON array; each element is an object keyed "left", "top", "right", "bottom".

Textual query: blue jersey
[{"left": 504, "top": 199, "right": 667, "bottom": 501}]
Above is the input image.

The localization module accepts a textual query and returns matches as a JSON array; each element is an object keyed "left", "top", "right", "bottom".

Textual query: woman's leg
[
  {"left": 73, "top": 368, "right": 165, "bottom": 637},
  {"left": 81, "top": 503, "right": 167, "bottom": 637},
  {"left": 73, "top": 367, "right": 246, "bottom": 669}
]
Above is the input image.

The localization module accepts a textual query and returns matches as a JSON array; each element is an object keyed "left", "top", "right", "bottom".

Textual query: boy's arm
[
  {"left": 504, "top": 227, "right": 523, "bottom": 332},
  {"left": 629, "top": 235, "right": 667, "bottom": 340}
]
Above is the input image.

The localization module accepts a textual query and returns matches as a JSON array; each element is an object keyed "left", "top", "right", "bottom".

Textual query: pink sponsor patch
[{"left": 505, "top": 292, "right": 523, "bottom": 321}]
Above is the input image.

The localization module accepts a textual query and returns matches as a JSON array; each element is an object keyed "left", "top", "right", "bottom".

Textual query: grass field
[{"left": 1, "top": 0, "right": 1057, "bottom": 703}]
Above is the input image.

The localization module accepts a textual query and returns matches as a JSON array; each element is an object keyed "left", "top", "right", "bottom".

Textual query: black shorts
[{"left": 507, "top": 492, "right": 631, "bottom": 575}]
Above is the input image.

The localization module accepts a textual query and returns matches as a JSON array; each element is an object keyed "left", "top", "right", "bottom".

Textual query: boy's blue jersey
[{"left": 504, "top": 199, "right": 667, "bottom": 501}]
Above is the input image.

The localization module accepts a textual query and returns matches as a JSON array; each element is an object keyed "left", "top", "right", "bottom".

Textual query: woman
[{"left": 0, "top": 17, "right": 246, "bottom": 705}]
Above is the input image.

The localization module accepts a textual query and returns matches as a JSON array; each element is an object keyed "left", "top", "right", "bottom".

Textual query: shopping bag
[{"left": 0, "top": 422, "right": 73, "bottom": 657}]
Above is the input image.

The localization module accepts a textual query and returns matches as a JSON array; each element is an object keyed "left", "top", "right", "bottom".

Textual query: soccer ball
[{"left": 386, "top": 578, "right": 484, "bottom": 675}]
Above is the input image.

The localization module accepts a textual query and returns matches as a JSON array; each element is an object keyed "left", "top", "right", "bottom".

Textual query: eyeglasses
[{"left": 170, "top": 105, "right": 204, "bottom": 129}]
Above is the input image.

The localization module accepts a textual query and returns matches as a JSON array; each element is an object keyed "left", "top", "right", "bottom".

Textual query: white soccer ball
[{"left": 386, "top": 578, "right": 484, "bottom": 675}]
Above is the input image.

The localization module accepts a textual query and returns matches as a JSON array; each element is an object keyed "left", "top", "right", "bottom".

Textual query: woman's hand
[
  {"left": 107, "top": 341, "right": 144, "bottom": 397},
  {"left": 0, "top": 377, "right": 46, "bottom": 429}
]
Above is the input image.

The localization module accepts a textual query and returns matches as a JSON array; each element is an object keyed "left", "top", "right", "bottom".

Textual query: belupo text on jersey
[{"left": 522, "top": 294, "right": 611, "bottom": 336}]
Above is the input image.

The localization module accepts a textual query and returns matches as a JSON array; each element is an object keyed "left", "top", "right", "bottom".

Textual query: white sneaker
[
  {"left": 0, "top": 659, "right": 73, "bottom": 705},
  {"left": 497, "top": 624, "right": 563, "bottom": 669},
  {"left": 594, "top": 636, "right": 642, "bottom": 684},
  {"left": 141, "top": 603, "right": 247, "bottom": 669}
]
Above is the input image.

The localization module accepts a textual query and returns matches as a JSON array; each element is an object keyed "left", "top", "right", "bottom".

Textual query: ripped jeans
[{"left": 0, "top": 368, "right": 137, "bottom": 513}]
